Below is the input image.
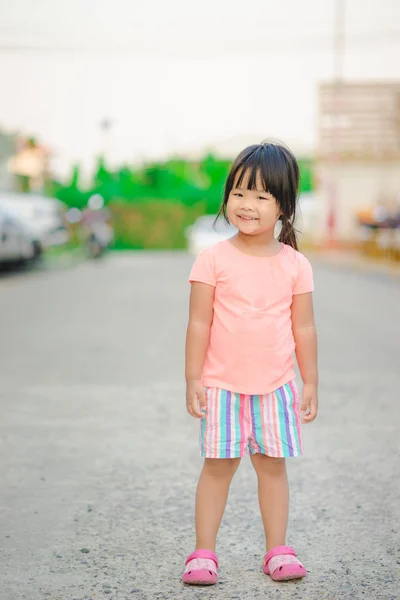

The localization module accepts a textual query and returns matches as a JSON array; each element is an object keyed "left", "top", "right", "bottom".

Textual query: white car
[
  {"left": 0, "top": 193, "right": 69, "bottom": 253},
  {"left": 296, "top": 192, "right": 319, "bottom": 237},
  {"left": 0, "top": 207, "right": 37, "bottom": 265},
  {"left": 185, "top": 215, "right": 237, "bottom": 255}
]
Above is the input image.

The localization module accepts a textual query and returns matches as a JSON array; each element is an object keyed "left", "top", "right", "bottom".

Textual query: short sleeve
[
  {"left": 189, "top": 248, "right": 217, "bottom": 287},
  {"left": 293, "top": 252, "right": 314, "bottom": 295}
]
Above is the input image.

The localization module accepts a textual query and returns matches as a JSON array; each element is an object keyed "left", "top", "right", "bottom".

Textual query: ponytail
[{"left": 278, "top": 218, "right": 298, "bottom": 251}]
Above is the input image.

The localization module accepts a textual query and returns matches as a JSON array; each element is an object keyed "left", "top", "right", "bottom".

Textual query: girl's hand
[
  {"left": 301, "top": 383, "right": 318, "bottom": 424},
  {"left": 186, "top": 379, "right": 206, "bottom": 419}
]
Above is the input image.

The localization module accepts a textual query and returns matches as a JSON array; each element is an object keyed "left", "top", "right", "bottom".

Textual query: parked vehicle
[
  {"left": 296, "top": 192, "right": 319, "bottom": 237},
  {"left": 185, "top": 215, "right": 237, "bottom": 255},
  {"left": 0, "top": 193, "right": 69, "bottom": 256},
  {"left": 0, "top": 207, "right": 37, "bottom": 266},
  {"left": 80, "top": 195, "right": 114, "bottom": 258}
]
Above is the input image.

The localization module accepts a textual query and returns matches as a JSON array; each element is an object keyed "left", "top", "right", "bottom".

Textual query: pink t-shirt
[{"left": 189, "top": 240, "right": 314, "bottom": 395}]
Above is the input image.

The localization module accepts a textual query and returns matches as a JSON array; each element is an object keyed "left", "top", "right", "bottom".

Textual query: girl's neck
[{"left": 231, "top": 231, "right": 282, "bottom": 257}]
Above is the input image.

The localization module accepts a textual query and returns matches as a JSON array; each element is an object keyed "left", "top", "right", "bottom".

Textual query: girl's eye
[
  {"left": 233, "top": 193, "right": 243, "bottom": 197},
  {"left": 258, "top": 196, "right": 268, "bottom": 201}
]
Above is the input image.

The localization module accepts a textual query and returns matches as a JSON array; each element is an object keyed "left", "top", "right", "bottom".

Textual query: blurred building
[
  {"left": 7, "top": 138, "right": 51, "bottom": 193},
  {"left": 315, "top": 82, "right": 400, "bottom": 243}
]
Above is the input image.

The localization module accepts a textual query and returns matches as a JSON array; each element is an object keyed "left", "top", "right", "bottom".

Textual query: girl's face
[{"left": 226, "top": 169, "right": 281, "bottom": 236}]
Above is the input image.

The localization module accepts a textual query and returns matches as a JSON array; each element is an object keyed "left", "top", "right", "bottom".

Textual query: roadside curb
[{"left": 307, "top": 250, "right": 400, "bottom": 280}]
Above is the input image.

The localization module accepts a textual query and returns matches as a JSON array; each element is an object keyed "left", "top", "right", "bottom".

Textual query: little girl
[{"left": 183, "top": 141, "right": 318, "bottom": 585}]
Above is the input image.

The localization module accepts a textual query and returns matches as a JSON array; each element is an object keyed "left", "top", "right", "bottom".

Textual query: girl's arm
[
  {"left": 185, "top": 282, "right": 215, "bottom": 418},
  {"left": 291, "top": 292, "right": 318, "bottom": 423}
]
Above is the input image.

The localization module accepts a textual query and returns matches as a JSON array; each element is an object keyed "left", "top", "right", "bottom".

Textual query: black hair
[{"left": 216, "top": 140, "right": 300, "bottom": 250}]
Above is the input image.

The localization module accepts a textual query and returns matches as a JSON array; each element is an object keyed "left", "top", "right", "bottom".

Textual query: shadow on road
[
  {"left": 0, "top": 260, "right": 45, "bottom": 279},
  {"left": 0, "top": 253, "right": 87, "bottom": 280}
]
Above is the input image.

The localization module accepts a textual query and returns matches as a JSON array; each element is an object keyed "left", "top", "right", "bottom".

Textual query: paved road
[{"left": 1, "top": 253, "right": 399, "bottom": 600}]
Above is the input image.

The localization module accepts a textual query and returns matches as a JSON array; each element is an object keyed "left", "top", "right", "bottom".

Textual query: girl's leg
[
  {"left": 250, "top": 454, "right": 289, "bottom": 552},
  {"left": 195, "top": 457, "right": 241, "bottom": 551}
]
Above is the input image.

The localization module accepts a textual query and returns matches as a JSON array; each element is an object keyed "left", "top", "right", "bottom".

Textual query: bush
[{"left": 109, "top": 200, "right": 206, "bottom": 250}]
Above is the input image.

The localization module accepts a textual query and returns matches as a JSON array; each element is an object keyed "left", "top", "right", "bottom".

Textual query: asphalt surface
[{"left": 0, "top": 252, "right": 399, "bottom": 600}]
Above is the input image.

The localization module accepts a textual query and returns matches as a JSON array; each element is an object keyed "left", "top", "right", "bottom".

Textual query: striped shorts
[{"left": 200, "top": 381, "right": 302, "bottom": 459}]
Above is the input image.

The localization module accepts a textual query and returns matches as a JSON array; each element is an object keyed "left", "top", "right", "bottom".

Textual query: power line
[{"left": 0, "top": 31, "right": 399, "bottom": 57}]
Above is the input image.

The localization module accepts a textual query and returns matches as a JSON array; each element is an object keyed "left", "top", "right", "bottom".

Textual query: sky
[{"left": 0, "top": 0, "right": 399, "bottom": 178}]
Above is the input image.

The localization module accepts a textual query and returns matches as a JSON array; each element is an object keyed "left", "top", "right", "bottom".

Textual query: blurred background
[{"left": 0, "top": 0, "right": 399, "bottom": 265}]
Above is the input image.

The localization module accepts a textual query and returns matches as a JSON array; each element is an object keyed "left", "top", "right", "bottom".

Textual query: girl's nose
[{"left": 240, "top": 200, "right": 253, "bottom": 210}]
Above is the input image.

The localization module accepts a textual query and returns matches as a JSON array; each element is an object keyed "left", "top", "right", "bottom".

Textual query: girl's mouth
[{"left": 238, "top": 215, "right": 257, "bottom": 221}]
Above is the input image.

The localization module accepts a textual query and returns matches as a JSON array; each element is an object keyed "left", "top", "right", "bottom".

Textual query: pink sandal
[
  {"left": 263, "top": 546, "right": 307, "bottom": 581},
  {"left": 182, "top": 549, "right": 218, "bottom": 586}
]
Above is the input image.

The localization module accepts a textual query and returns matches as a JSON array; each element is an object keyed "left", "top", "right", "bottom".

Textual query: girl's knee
[
  {"left": 251, "top": 454, "right": 286, "bottom": 476},
  {"left": 203, "top": 457, "right": 241, "bottom": 478}
]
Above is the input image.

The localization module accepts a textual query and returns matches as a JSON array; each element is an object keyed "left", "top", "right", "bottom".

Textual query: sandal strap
[
  {"left": 264, "top": 545, "right": 296, "bottom": 565},
  {"left": 185, "top": 549, "right": 218, "bottom": 568}
]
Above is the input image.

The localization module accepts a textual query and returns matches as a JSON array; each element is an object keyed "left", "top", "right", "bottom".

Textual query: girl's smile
[{"left": 237, "top": 213, "right": 259, "bottom": 222}]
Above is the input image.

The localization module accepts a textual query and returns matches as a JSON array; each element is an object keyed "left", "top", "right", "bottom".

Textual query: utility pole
[
  {"left": 100, "top": 118, "right": 113, "bottom": 164},
  {"left": 328, "top": 0, "right": 345, "bottom": 244}
]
